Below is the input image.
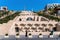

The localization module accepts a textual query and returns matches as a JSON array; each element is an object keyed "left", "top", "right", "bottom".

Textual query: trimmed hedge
[
  {"left": 0, "top": 12, "right": 20, "bottom": 24},
  {"left": 37, "top": 13, "right": 60, "bottom": 22}
]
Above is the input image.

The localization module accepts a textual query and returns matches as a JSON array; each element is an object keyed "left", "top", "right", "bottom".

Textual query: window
[
  {"left": 38, "top": 33, "right": 42, "bottom": 38},
  {"left": 45, "top": 28, "right": 49, "bottom": 31},
  {"left": 20, "top": 24, "right": 25, "bottom": 26},
  {"left": 33, "top": 16, "right": 35, "bottom": 21},
  {"left": 15, "top": 27, "right": 19, "bottom": 32},
  {"left": 48, "top": 24, "right": 53, "bottom": 26},
  {"left": 38, "top": 27, "right": 43, "bottom": 30},
  {"left": 53, "top": 27, "right": 56, "bottom": 31},
  {"left": 34, "top": 24, "right": 40, "bottom": 27},
  {"left": 39, "top": 33, "right": 42, "bottom": 35},
  {"left": 42, "top": 24, "right": 47, "bottom": 27},
  {"left": 31, "top": 27, "right": 36, "bottom": 30},
  {"left": 5, "top": 34, "right": 8, "bottom": 36},
  {"left": 27, "top": 17, "right": 32, "bottom": 21},
  {"left": 55, "top": 24, "right": 57, "bottom": 27},
  {"left": 37, "top": 17, "right": 39, "bottom": 21},
  {"left": 15, "top": 24, "right": 18, "bottom": 26},
  {"left": 29, "top": 33, "right": 31, "bottom": 36},
  {"left": 50, "top": 31, "right": 53, "bottom": 35},
  {"left": 24, "top": 27, "right": 29, "bottom": 30},
  {"left": 27, "top": 24, "right": 32, "bottom": 26},
  {"left": 16, "top": 33, "right": 19, "bottom": 36},
  {"left": 19, "top": 18, "right": 22, "bottom": 21},
  {"left": 41, "top": 17, "right": 48, "bottom": 21}
]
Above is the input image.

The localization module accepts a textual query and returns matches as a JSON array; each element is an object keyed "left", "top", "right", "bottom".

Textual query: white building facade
[{"left": 7, "top": 11, "right": 58, "bottom": 38}]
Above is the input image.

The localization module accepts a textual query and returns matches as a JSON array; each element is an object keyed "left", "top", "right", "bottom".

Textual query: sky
[{"left": 0, "top": 0, "right": 60, "bottom": 11}]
